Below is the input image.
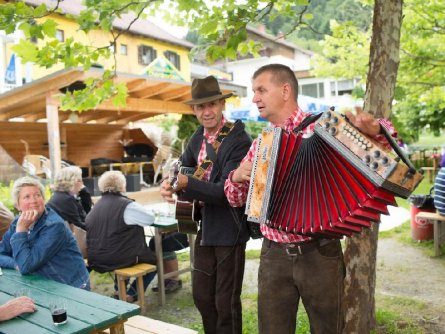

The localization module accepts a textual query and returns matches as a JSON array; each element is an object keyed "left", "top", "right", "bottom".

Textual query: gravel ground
[
  {"left": 90, "top": 237, "right": 445, "bottom": 333},
  {"left": 376, "top": 238, "right": 445, "bottom": 333}
]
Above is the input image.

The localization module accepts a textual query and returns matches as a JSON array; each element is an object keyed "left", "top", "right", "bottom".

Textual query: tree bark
[
  {"left": 363, "top": 0, "right": 403, "bottom": 119},
  {"left": 343, "top": 0, "right": 403, "bottom": 333}
]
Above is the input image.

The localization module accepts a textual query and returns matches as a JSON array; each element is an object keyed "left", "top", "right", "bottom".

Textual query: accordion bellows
[{"left": 246, "top": 111, "right": 423, "bottom": 238}]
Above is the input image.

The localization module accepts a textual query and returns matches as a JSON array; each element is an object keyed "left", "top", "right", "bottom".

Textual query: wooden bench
[
  {"left": 114, "top": 263, "right": 157, "bottom": 311},
  {"left": 99, "top": 315, "right": 198, "bottom": 334},
  {"left": 421, "top": 167, "right": 439, "bottom": 183},
  {"left": 415, "top": 211, "right": 445, "bottom": 256}
]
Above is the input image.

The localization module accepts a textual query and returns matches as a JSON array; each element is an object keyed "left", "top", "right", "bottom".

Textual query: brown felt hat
[{"left": 184, "top": 76, "right": 233, "bottom": 105}]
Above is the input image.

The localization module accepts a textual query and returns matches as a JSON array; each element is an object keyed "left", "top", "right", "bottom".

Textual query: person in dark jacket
[
  {"left": 160, "top": 76, "right": 252, "bottom": 334},
  {"left": 47, "top": 166, "right": 92, "bottom": 230},
  {"left": 85, "top": 171, "right": 157, "bottom": 302}
]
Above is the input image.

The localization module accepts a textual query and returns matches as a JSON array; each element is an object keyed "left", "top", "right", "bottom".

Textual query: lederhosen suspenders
[{"left": 193, "top": 121, "right": 235, "bottom": 181}]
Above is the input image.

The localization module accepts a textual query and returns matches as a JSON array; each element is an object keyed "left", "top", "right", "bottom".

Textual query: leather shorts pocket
[{"left": 317, "top": 240, "right": 342, "bottom": 258}]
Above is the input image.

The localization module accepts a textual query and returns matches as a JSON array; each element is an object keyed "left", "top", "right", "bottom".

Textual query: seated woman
[
  {"left": 86, "top": 171, "right": 157, "bottom": 302},
  {"left": 0, "top": 176, "right": 90, "bottom": 290},
  {"left": 47, "top": 166, "right": 92, "bottom": 230}
]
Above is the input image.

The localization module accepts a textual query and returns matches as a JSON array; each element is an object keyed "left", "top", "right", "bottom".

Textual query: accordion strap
[
  {"left": 379, "top": 124, "right": 417, "bottom": 174},
  {"left": 292, "top": 113, "right": 323, "bottom": 134}
]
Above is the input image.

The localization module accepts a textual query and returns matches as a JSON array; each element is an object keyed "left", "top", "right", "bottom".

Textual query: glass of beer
[{"left": 49, "top": 299, "right": 68, "bottom": 325}]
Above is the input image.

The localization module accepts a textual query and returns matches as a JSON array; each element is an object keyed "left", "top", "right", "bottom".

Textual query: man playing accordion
[{"left": 224, "top": 64, "right": 397, "bottom": 334}]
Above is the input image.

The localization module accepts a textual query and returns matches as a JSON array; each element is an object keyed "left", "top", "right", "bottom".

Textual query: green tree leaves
[{"left": 309, "top": 0, "right": 445, "bottom": 141}]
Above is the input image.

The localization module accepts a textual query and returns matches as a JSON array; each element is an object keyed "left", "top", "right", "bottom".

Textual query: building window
[
  {"left": 56, "top": 29, "right": 65, "bottom": 42},
  {"left": 300, "top": 82, "right": 324, "bottom": 98},
  {"left": 164, "top": 50, "right": 181, "bottom": 70},
  {"left": 120, "top": 44, "right": 128, "bottom": 55},
  {"left": 330, "top": 79, "right": 354, "bottom": 96},
  {"left": 138, "top": 45, "right": 157, "bottom": 65},
  {"left": 318, "top": 83, "right": 324, "bottom": 98}
]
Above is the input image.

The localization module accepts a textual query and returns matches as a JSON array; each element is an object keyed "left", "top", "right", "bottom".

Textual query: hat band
[{"left": 193, "top": 91, "right": 222, "bottom": 99}]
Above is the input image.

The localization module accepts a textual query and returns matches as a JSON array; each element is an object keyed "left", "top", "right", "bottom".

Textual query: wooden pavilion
[{"left": 0, "top": 68, "right": 234, "bottom": 178}]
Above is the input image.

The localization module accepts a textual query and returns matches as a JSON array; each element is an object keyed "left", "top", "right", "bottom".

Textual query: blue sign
[{"left": 5, "top": 54, "right": 16, "bottom": 84}]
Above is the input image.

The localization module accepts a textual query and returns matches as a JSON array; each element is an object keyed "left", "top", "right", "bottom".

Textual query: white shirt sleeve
[{"left": 123, "top": 202, "right": 155, "bottom": 227}]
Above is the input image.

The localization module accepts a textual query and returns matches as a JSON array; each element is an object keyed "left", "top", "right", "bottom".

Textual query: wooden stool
[
  {"left": 114, "top": 263, "right": 156, "bottom": 311},
  {"left": 415, "top": 211, "right": 445, "bottom": 256}
]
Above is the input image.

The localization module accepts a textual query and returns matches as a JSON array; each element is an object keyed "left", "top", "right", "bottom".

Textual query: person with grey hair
[
  {"left": 0, "top": 176, "right": 90, "bottom": 289},
  {"left": 47, "top": 166, "right": 92, "bottom": 230},
  {"left": 85, "top": 171, "right": 157, "bottom": 302}
]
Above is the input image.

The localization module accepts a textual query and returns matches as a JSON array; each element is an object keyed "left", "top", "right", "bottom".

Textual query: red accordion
[{"left": 245, "top": 111, "right": 423, "bottom": 238}]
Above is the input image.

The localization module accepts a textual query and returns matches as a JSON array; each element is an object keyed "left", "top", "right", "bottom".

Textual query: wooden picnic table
[
  {"left": 0, "top": 268, "right": 140, "bottom": 334},
  {"left": 143, "top": 204, "right": 195, "bottom": 306}
]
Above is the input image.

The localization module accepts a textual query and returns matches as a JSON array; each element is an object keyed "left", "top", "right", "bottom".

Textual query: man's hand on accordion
[
  {"left": 346, "top": 106, "right": 381, "bottom": 137},
  {"left": 232, "top": 161, "right": 253, "bottom": 183}
]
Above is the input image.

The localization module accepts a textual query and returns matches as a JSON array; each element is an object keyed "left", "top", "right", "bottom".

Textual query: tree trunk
[{"left": 343, "top": 0, "right": 403, "bottom": 333}]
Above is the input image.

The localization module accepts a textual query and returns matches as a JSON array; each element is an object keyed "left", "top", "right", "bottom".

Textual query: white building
[{"left": 216, "top": 26, "right": 360, "bottom": 116}]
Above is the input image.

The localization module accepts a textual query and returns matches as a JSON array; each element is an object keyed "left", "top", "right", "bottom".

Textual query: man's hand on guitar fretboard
[{"left": 172, "top": 174, "right": 188, "bottom": 192}]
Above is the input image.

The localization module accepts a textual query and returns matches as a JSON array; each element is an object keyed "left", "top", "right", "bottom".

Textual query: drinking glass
[
  {"left": 49, "top": 299, "right": 68, "bottom": 325},
  {"left": 14, "top": 288, "right": 31, "bottom": 298}
]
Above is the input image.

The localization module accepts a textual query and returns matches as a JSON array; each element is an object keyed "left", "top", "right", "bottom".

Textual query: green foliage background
[{"left": 173, "top": 115, "right": 200, "bottom": 153}]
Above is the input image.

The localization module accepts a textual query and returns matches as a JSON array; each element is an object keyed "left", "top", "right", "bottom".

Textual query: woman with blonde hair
[
  {"left": 47, "top": 166, "right": 92, "bottom": 230},
  {"left": 0, "top": 176, "right": 89, "bottom": 289}
]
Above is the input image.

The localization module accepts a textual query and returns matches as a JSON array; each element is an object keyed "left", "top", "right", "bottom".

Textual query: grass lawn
[{"left": 89, "top": 176, "right": 442, "bottom": 334}]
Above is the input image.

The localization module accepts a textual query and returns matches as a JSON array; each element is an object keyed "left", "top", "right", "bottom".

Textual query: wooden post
[
  {"left": 61, "top": 127, "right": 67, "bottom": 160},
  {"left": 46, "top": 92, "right": 61, "bottom": 179}
]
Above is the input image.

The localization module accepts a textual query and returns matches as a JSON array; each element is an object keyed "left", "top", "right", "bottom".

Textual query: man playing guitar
[{"left": 160, "top": 76, "right": 251, "bottom": 334}]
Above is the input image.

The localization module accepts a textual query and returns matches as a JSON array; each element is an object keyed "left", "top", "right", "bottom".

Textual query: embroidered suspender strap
[
  {"left": 193, "top": 121, "right": 235, "bottom": 180},
  {"left": 212, "top": 122, "right": 234, "bottom": 152},
  {"left": 194, "top": 158, "right": 213, "bottom": 180},
  {"left": 205, "top": 141, "right": 218, "bottom": 162}
]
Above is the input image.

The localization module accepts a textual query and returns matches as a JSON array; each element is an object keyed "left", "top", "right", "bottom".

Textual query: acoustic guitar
[{"left": 169, "top": 161, "right": 201, "bottom": 234}]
